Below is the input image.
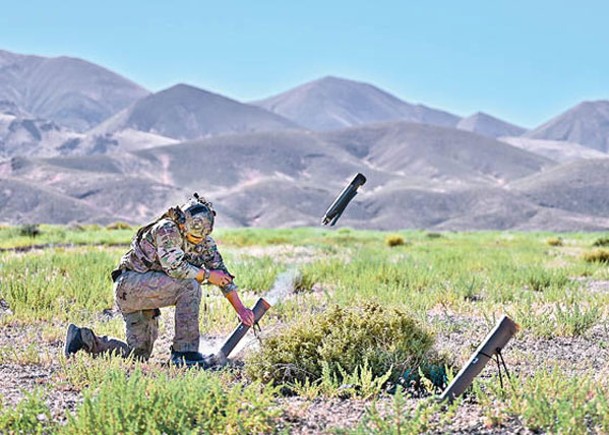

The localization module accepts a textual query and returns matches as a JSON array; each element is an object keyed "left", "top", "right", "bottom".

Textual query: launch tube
[
  {"left": 321, "top": 173, "right": 367, "bottom": 226},
  {"left": 218, "top": 298, "right": 271, "bottom": 359},
  {"left": 439, "top": 315, "right": 520, "bottom": 403}
]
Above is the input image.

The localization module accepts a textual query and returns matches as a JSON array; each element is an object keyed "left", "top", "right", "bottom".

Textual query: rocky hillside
[
  {"left": 0, "top": 49, "right": 149, "bottom": 131},
  {"left": 253, "top": 76, "right": 460, "bottom": 131},
  {"left": 457, "top": 112, "right": 526, "bottom": 138},
  {"left": 7, "top": 121, "right": 607, "bottom": 231},
  {"left": 524, "top": 101, "right": 609, "bottom": 152},
  {"left": 498, "top": 136, "right": 608, "bottom": 163},
  {"left": 93, "top": 84, "right": 301, "bottom": 140}
]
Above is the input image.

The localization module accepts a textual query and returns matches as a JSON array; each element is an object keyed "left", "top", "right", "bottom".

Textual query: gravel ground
[{"left": 1, "top": 281, "right": 608, "bottom": 433}]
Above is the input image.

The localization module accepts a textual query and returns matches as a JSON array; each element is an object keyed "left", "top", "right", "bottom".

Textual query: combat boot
[
  {"left": 170, "top": 347, "right": 215, "bottom": 369},
  {"left": 64, "top": 324, "right": 84, "bottom": 357},
  {"left": 64, "top": 324, "right": 95, "bottom": 357}
]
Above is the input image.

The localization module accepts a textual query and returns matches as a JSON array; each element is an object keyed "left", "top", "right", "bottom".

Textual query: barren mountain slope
[
  {"left": 498, "top": 136, "right": 607, "bottom": 163},
  {"left": 524, "top": 101, "right": 609, "bottom": 152},
  {"left": 509, "top": 159, "right": 609, "bottom": 217},
  {"left": 361, "top": 183, "right": 609, "bottom": 231},
  {"left": 212, "top": 178, "right": 347, "bottom": 227},
  {"left": 0, "top": 178, "right": 113, "bottom": 224},
  {"left": 134, "top": 129, "right": 394, "bottom": 191},
  {"left": 1, "top": 156, "right": 186, "bottom": 224},
  {"left": 0, "top": 49, "right": 149, "bottom": 131},
  {"left": 253, "top": 76, "right": 460, "bottom": 131},
  {"left": 322, "top": 121, "right": 555, "bottom": 184},
  {"left": 94, "top": 84, "right": 301, "bottom": 141},
  {"left": 0, "top": 110, "right": 177, "bottom": 158},
  {"left": 457, "top": 112, "right": 526, "bottom": 138},
  {"left": 0, "top": 112, "right": 82, "bottom": 158},
  {"left": 3, "top": 119, "right": 609, "bottom": 230}
]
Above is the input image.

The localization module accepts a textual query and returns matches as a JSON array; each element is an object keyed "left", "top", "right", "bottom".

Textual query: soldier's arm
[
  {"left": 202, "top": 237, "right": 239, "bottom": 296},
  {"left": 202, "top": 237, "right": 254, "bottom": 325},
  {"left": 203, "top": 236, "right": 231, "bottom": 274},
  {"left": 154, "top": 222, "right": 205, "bottom": 280}
]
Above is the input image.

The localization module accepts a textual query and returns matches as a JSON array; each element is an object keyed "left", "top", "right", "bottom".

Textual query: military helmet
[{"left": 179, "top": 193, "right": 216, "bottom": 238}]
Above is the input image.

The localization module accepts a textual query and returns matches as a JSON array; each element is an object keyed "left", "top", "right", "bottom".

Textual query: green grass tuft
[
  {"left": 0, "top": 390, "right": 52, "bottom": 434},
  {"left": 583, "top": 249, "right": 609, "bottom": 263},
  {"left": 62, "top": 368, "right": 280, "bottom": 434}
]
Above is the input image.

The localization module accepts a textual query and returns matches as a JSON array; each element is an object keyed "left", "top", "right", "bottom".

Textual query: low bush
[
  {"left": 426, "top": 232, "right": 443, "bottom": 239},
  {"left": 516, "top": 303, "right": 600, "bottom": 338},
  {"left": 354, "top": 388, "right": 446, "bottom": 434},
  {"left": 106, "top": 222, "right": 131, "bottom": 231},
  {"left": 475, "top": 368, "right": 609, "bottom": 434},
  {"left": 0, "top": 390, "right": 52, "bottom": 434},
  {"left": 63, "top": 368, "right": 279, "bottom": 434},
  {"left": 67, "top": 222, "right": 86, "bottom": 232},
  {"left": 546, "top": 237, "right": 563, "bottom": 247},
  {"left": 19, "top": 224, "right": 40, "bottom": 238},
  {"left": 246, "top": 302, "right": 436, "bottom": 392},
  {"left": 593, "top": 236, "right": 609, "bottom": 247},
  {"left": 523, "top": 268, "right": 569, "bottom": 292},
  {"left": 385, "top": 234, "right": 406, "bottom": 247},
  {"left": 583, "top": 249, "right": 609, "bottom": 263}
]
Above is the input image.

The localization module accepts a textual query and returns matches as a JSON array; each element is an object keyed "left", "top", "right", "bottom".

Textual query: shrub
[
  {"left": 583, "top": 249, "right": 609, "bottom": 263},
  {"left": 475, "top": 368, "right": 606, "bottom": 434},
  {"left": 63, "top": 368, "right": 279, "bottom": 434},
  {"left": 524, "top": 268, "right": 569, "bottom": 292},
  {"left": 593, "top": 236, "right": 609, "bottom": 247},
  {"left": 356, "top": 388, "right": 444, "bottom": 434},
  {"left": 385, "top": 234, "right": 406, "bottom": 247},
  {"left": 19, "top": 224, "right": 40, "bottom": 238},
  {"left": 106, "top": 222, "right": 131, "bottom": 231},
  {"left": 0, "top": 390, "right": 52, "bottom": 434},
  {"left": 426, "top": 232, "right": 443, "bottom": 239},
  {"left": 67, "top": 222, "right": 86, "bottom": 232},
  {"left": 246, "top": 302, "right": 435, "bottom": 390},
  {"left": 516, "top": 303, "right": 600, "bottom": 338},
  {"left": 546, "top": 237, "right": 563, "bottom": 247}
]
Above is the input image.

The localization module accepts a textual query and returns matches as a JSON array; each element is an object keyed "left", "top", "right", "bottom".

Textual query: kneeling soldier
[{"left": 64, "top": 194, "right": 254, "bottom": 367}]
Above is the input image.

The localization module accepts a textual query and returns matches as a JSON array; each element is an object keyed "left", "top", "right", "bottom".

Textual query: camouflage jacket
[{"left": 118, "top": 218, "right": 235, "bottom": 295}]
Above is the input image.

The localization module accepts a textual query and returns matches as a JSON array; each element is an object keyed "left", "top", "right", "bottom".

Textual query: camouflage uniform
[{"left": 89, "top": 217, "right": 234, "bottom": 360}]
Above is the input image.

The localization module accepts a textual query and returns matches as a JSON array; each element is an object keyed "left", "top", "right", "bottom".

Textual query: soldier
[{"left": 64, "top": 193, "right": 254, "bottom": 367}]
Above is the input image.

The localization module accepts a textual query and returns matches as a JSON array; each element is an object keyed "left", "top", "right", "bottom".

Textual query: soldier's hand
[
  {"left": 225, "top": 290, "right": 255, "bottom": 326},
  {"left": 209, "top": 270, "right": 232, "bottom": 287},
  {"left": 238, "top": 308, "right": 255, "bottom": 327}
]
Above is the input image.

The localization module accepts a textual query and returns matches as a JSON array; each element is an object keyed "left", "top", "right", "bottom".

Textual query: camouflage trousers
[{"left": 87, "top": 270, "right": 202, "bottom": 360}]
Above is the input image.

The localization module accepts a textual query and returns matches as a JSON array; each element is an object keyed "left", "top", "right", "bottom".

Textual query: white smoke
[{"left": 263, "top": 268, "right": 301, "bottom": 306}]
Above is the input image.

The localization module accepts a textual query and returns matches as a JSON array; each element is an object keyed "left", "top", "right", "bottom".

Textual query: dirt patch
[{"left": 583, "top": 280, "right": 609, "bottom": 294}]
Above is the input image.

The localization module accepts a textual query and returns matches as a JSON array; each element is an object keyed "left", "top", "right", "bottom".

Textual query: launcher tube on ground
[{"left": 439, "top": 315, "right": 520, "bottom": 403}]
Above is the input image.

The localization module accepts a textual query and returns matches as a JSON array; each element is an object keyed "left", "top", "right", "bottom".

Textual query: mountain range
[{"left": 1, "top": 48, "right": 608, "bottom": 230}]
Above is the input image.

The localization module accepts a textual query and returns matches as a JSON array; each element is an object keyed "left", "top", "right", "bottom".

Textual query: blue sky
[{"left": 1, "top": 0, "right": 607, "bottom": 128}]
